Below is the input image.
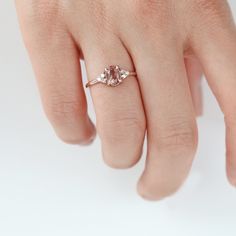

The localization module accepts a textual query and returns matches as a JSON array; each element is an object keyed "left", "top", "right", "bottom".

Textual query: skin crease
[{"left": 15, "top": 0, "right": 236, "bottom": 200}]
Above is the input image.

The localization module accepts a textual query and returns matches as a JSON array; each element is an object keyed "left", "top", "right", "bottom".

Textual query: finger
[
  {"left": 126, "top": 38, "right": 198, "bottom": 200},
  {"left": 78, "top": 35, "right": 146, "bottom": 169},
  {"left": 185, "top": 57, "right": 203, "bottom": 117},
  {"left": 15, "top": 3, "right": 95, "bottom": 144},
  {"left": 191, "top": 16, "right": 236, "bottom": 186}
]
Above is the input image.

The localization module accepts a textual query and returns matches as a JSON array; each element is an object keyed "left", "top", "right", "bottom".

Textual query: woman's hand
[{"left": 15, "top": 0, "right": 236, "bottom": 200}]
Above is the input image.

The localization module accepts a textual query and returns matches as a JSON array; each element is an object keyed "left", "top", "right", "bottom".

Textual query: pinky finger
[{"left": 192, "top": 22, "right": 236, "bottom": 186}]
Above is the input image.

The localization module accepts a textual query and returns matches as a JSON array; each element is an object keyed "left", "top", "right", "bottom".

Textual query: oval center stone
[{"left": 106, "top": 66, "right": 122, "bottom": 86}]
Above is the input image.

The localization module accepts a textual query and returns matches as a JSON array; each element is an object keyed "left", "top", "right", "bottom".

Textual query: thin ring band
[{"left": 86, "top": 65, "right": 137, "bottom": 88}]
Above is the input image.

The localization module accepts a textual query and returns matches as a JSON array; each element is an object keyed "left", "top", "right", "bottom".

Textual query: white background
[{"left": 1, "top": 1, "right": 236, "bottom": 236}]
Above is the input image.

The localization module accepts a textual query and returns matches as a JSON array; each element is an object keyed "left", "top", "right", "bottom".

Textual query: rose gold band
[{"left": 86, "top": 78, "right": 101, "bottom": 88}]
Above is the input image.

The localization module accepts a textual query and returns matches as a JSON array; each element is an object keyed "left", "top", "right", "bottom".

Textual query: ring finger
[{"left": 79, "top": 35, "right": 146, "bottom": 168}]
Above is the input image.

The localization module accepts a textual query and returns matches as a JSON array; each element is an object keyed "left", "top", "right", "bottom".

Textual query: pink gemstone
[{"left": 106, "top": 66, "right": 121, "bottom": 86}]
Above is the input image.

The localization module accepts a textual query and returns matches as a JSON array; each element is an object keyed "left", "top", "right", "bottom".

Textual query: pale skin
[{"left": 15, "top": 0, "right": 236, "bottom": 200}]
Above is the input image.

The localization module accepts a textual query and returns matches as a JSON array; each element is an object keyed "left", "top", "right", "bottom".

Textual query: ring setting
[{"left": 86, "top": 65, "right": 136, "bottom": 88}]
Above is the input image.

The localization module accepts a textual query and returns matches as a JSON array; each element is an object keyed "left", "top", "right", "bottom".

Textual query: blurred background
[{"left": 1, "top": 1, "right": 236, "bottom": 236}]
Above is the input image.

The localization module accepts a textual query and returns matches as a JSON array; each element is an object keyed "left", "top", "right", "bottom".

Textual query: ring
[{"left": 86, "top": 65, "right": 136, "bottom": 88}]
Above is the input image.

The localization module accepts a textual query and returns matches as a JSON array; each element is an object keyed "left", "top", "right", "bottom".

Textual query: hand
[{"left": 15, "top": 0, "right": 236, "bottom": 200}]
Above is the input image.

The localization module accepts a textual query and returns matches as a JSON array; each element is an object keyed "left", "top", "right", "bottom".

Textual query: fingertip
[
  {"left": 76, "top": 117, "right": 97, "bottom": 146},
  {"left": 136, "top": 176, "right": 179, "bottom": 201},
  {"left": 101, "top": 144, "right": 142, "bottom": 169},
  {"left": 79, "top": 128, "right": 96, "bottom": 146},
  {"left": 227, "top": 176, "right": 236, "bottom": 188},
  {"left": 55, "top": 116, "right": 96, "bottom": 145},
  {"left": 196, "top": 104, "right": 203, "bottom": 117},
  {"left": 137, "top": 181, "right": 166, "bottom": 202},
  {"left": 226, "top": 166, "right": 236, "bottom": 188}
]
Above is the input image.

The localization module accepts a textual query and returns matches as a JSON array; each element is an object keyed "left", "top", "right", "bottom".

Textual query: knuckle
[
  {"left": 98, "top": 113, "right": 145, "bottom": 170},
  {"left": 44, "top": 95, "right": 86, "bottom": 125},
  {"left": 157, "top": 119, "right": 197, "bottom": 153},
  {"left": 75, "top": 0, "right": 113, "bottom": 40},
  {"left": 192, "top": 0, "right": 231, "bottom": 24},
  {"left": 194, "top": 0, "right": 223, "bottom": 12},
  {"left": 90, "top": 1, "right": 109, "bottom": 27},
  {"left": 130, "top": 0, "right": 172, "bottom": 31},
  {"left": 20, "top": 0, "right": 62, "bottom": 25},
  {"left": 133, "top": 0, "right": 168, "bottom": 15},
  {"left": 18, "top": 0, "right": 65, "bottom": 43},
  {"left": 98, "top": 114, "right": 145, "bottom": 143},
  {"left": 92, "top": 4, "right": 115, "bottom": 41}
]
